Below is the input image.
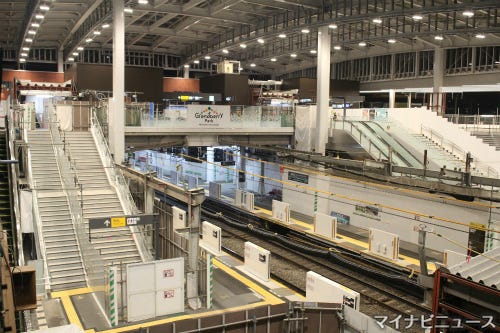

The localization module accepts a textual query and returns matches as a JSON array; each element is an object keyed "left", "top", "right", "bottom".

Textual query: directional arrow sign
[{"left": 89, "top": 214, "right": 157, "bottom": 230}]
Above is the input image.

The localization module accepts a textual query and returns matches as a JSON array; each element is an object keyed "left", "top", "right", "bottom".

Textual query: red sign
[
  {"left": 163, "top": 269, "right": 174, "bottom": 278},
  {"left": 279, "top": 166, "right": 284, "bottom": 173}
]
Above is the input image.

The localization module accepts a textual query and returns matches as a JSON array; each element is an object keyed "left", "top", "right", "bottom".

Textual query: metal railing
[
  {"left": 444, "top": 114, "right": 500, "bottom": 130},
  {"left": 90, "top": 110, "right": 153, "bottom": 262},
  {"left": 420, "top": 125, "right": 498, "bottom": 178},
  {"left": 6, "top": 110, "right": 23, "bottom": 266}
]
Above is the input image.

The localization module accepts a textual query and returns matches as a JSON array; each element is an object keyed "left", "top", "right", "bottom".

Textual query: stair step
[
  {"left": 46, "top": 252, "right": 82, "bottom": 260},
  {"left": 51, "top": 270, "right": 85, "bottom": 280},
  {"left": 50, "top": 279, "right": 86, "bottom": 291},
  {"left": 50, "top": 263, "right": 84, "bottom": 273},
  {"left": 47, "top": 258, "right": 83, "bottom": 267}
]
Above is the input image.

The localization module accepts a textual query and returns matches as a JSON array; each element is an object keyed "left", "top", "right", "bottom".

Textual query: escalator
[
  {"left": 0, "top": 129, "right": 17, "bottom": 263},
  {"left": 358, "top": 121, "right": 422, "bottom": 167}
]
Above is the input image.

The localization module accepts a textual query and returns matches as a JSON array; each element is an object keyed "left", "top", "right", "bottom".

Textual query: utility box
[{"left": 13, "top": 266, "right": 37, "bottom": 311}]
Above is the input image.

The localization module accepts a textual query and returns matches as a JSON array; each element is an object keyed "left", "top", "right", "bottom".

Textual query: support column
[
  {"left": 314, "top": 25, "right": 331, "bottom": 155},
  {"left": 110, "top": 0, "right": 125, "bottom": 163},
  {"left": 389, "top": 89, "right": 396, "bottom": 109},
  {"left": 432, "top": 47, "right": 445, "bottom": 115},
  {"left": 187, "top": 190, "right": 204, "bottom": 310},
  {"left": 238, "top": 147, "right": 246, "bottom": 190},
  {"left": 183, "top": 65, "right": 190, "bottom": 78},
  {"left": 57, "top": 50, "right": 64, "bottom": 72},
  {"left": 144, "top": 185, "right": 154, "bottom": 214}
]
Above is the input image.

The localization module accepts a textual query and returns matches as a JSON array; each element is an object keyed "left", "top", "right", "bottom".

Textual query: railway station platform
[
  {"left": 45, "top": 252, "right": 303, "bottom": 333},
  {"left": 216, "top": 192, "right": 440, "bottom": 274}
]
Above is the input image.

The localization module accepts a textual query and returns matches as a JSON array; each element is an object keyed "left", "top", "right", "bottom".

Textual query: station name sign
[{"left": 89, "top": 214, "right": 157, "bottom": 230}]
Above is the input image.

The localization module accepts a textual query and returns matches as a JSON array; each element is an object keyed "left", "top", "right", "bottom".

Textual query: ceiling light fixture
[
  {"left": 193, "top": 60, "right": 200, "bottom": 64},
  {"left": 278, "top": 33, "right": 286, "bottom": 38},
  {"left": 28, "top": 30, "right": 36, "bottom": 35},
  {"left": 124, "top": 8, "right": 133, "bottom": 14},
  {"left": 19, "top": 58, "right": 26, "bottom": 63},
  {"left": 204, "top": 55, "right": 211, "bottom": 60},
  {"left": 290, "top": 53, "right": 297, "bottom": 58},
  {"left": 301, "top": 28, "right": 310, "bottom": 33},
  {"left": 388, "top": 39, "right": 396, "bottom": 44},
  {"left": 434, "top": 35, "right": 444, "bottom": 41},
  {"left": 328, "top": 24, "right": 337, "bottom": 29},
  {"left": 35, "top": 14, "right": 44, "bottom": 19},
  {"left": 85, "top": 38, "right": 93, "bottom": 43},
  {"left": 310, "top": 49, "right": 317, "bottom": 54},
  {"left": 240, "top": 43, "right": 247, "bottom": 48},
  {"left": 25, "top": 38, "right": 33, "bottom": 42},
  {"left": 183, "top": 64, "right": 189, "bottom": 68},
  {"left": 72, "top": 52, "right": 78, "bottom": 56},
  {"left": 359, "top": 41, "right": 367, "bottom": 47},
  {"left": 475, "top": 33, "right": 486, "bottom": 39},
  {"left": 250, "top": 63, "right": 256, "bottom": 67},
  {"left": 138, "top": 0, "right": 148, "bottom": 4},
  {"left": 333, "top": 45, "right": 341, "bottom": 50},
  {"left": 68, "top": 57, "right": 74, "bottom": 62},
  {"left": 40, "top": 5, "right": 50, "bottom": 11},
  {"left": 257, "top": 38, "right": 264, "bottom": 44},
  {"left": 462, "top": 10, "right": 474, "bottom": 17},
  {"left": 77, "top": 46, "right": 84, "bottom": 51},
  {"left": 222, "top": 49, "right": 229, "bottom": 54},
  {"left": 102, "top": 23, "right": 110, "bottom": 29},
  {"left": 31, "top": 23, "right": 40, "bottom": 27},
  {"left": 20, "top": 52, "right": 28, "bottom": 57},
  {"left": 270, "top": 57, "right": 277, "bottom": 62},
  {"left": 93, "top": 31, "right": 101, "bottom": 35},
  {"left": 22, "top": 47, "right": 30, "bottom": 51},
  {"left": 412, "top": 14, "right": 423, "bottom": 20},
  {"left": 372, "top": 18, "right": 382, "bottom": 24}
]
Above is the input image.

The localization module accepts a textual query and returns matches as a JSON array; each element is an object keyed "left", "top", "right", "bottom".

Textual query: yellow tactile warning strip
[
  {"left": 51, "top": 287, "right": 91, "bottom": 330},
  {"left": 254, "top": 206, "right": 436, "bottom": 273},
  {"left": 51, "top": 259, "right": 287, "bottom": 333}
]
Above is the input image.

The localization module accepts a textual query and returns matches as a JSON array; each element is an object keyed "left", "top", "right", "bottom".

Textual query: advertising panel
[{"left": 187, "top": 105, "right": 230, "bottom": 128}]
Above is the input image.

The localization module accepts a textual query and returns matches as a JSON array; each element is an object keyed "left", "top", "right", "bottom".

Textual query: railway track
[
  {"left": 201, "top": 202, "right": 431, "bottom": 333},
  {"left": 156, "top": 193, "right": 431, "bottom": 332}
]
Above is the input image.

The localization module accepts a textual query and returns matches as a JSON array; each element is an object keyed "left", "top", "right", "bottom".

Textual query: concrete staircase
[
  {"left": 64, "top": 131, "right": 141, "bottom": 266},
  {"left": 27, "top": 130, "right": 86, "bottom": 291},
  {"left": 471, "top": 131, "right": 500, "bottom": 151}
]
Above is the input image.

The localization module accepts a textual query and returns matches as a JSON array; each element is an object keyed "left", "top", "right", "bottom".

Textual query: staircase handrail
[
  {"left": 6, "top": 111, "right": 23, "bottom": 265},
  {"left": 47, "top": 105, "right": 105, "bottom": 290},
  {"left": 90, "top": 110, "right": 153, "bottom": 262},
  {"left": 420, "top": 125, "right": 498, "bottom": 178},
  {"left": 24, "top": 126, "right": 51, "bottom": 292},
  {"left": 331, "top": 120, "right": 387, "bottom": 161}
]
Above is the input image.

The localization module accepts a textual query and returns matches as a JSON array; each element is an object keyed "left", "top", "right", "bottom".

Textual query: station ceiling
[{"left": 1, "top": 0, "right": 499, "bottom": 75}]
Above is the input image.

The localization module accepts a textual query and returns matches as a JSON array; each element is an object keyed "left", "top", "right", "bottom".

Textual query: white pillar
[
  {"left": 432, "top": 47, "right": 445, "bottom": 115},
  {"left": 110, "top": 0, "right": 125, "bottom": 163},
  {"left": 389, "top": 89, "right": 396, "bottom": 109},
  {"left": 144, "top": 186, "right": 154, "bottom": 214},
  {"left": 183, "top": 66, "right": 189, "bottom": 78},
  {"left": 57, "top": 50, "right": 64, "bottom": 72},
  {"left": 315, "top": 26, "right": 331, "bottom": 156},
  {"left": 206, "top": 147, "right": 215, "bottom": 182}
]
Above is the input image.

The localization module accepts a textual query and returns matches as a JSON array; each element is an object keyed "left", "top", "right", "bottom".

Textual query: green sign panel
[{"left": 288, "top": 171, "right": 309, "bottom": 184}]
